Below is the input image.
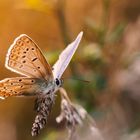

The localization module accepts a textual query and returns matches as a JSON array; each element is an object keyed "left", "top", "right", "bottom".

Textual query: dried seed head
[
  {"left": 57, "top": 88, "right": 94, "bottom": 140},
  {"left": 31, "top": 93, "right": 56, "bottom": 136}
]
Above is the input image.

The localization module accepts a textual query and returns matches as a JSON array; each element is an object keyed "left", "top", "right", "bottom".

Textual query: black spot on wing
[
  {"left": 32, "top": 58, "right": 37, "bottom": 62},
  {"left": 22, "top": 55, "right": 26, "bottom": 58},
  {"left": 22, "top": 60, "right": 26, "bottom": 63}
]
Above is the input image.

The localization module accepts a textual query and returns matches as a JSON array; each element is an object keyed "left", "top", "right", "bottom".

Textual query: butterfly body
[
  {"left": 39, "top": 78, "right": 63, "bottom": 96},
  {"left": 0, "top": 32, "right": 83, "bottom": 136}
]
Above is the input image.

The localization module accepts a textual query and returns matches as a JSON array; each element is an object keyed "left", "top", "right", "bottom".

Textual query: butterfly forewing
[
  {"left": 5, "top": 34, "right": 53, "bottom": 80},
  {"left": 52, "top": 32, "right": 83, "bottom": 79},
  {"left": 0, "top": 77, "right": 45, "bottom": 99}
]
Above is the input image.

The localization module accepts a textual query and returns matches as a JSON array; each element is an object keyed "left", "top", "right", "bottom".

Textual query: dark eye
[{"left": 56, "top": 78, "right": 60, "bottom": 86}]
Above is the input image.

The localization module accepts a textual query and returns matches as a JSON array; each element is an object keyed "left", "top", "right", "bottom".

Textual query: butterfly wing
[
  {"left": 52, "top": 32, "right": 83, "bottom": 79},
  {"left": 5, "top": 34, "right": 53, "bottom": 81},
  {"left": 0, "top": 77, "right": 45, "bottom": 99}
]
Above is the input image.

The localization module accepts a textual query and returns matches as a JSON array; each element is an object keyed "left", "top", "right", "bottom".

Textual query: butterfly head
[{"left": 55, "top": 78, "right": 63, "bottom": 87}]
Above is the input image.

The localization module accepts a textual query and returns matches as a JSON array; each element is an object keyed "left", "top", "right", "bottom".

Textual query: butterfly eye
[{"left": 55, "top": 78, "right": 60, "bottom": 86}]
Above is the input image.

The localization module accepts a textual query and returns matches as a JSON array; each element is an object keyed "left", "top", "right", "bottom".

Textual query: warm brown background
[{"left": 0, "top": 0, "right": 140, "bottom": 140}]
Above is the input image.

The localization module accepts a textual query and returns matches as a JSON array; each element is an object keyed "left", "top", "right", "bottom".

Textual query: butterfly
[{"left": 0, "top": 31, "right": 83, "bottom": 136}]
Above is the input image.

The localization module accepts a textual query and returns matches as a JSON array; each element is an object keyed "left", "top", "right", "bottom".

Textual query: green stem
[{"left": 55, "top": 0, "right": 71, "bottom": 45}]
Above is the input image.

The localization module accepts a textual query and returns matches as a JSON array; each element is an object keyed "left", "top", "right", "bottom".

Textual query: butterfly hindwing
[
  {"left": 0, "top": 77, "right": 45, "bottom": 99},
  {"left": 5, "top": 34, "right": 53, "bottom": 80}
]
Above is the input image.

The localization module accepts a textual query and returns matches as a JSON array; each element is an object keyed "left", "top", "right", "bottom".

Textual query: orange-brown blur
[{"left": 0, "top": 0, "right": 140, "bottom": 140}]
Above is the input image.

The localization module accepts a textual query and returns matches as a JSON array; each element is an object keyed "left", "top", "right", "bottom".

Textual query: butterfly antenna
[{"left": 61, "top": 77, "right": 90, "bottom": 83}]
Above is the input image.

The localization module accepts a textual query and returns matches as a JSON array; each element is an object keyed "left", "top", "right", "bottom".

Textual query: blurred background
[{"left": 0, "top": 0, "right": 140, "bottom": 140}]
